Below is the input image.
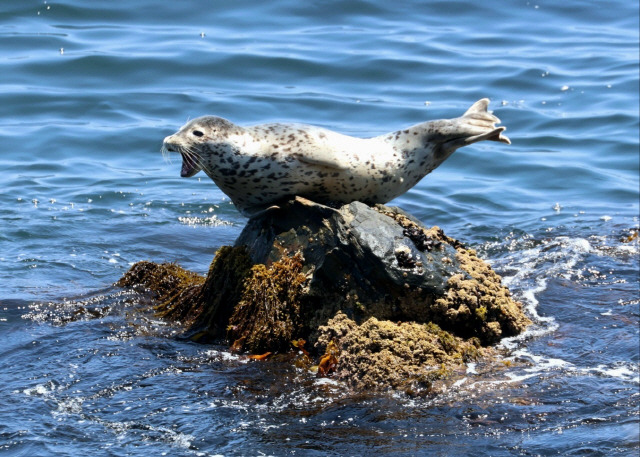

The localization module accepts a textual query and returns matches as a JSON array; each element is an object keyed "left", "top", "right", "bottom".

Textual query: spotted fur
[{"left": 162, "top": 98, "right": 510, "bottom": 216}]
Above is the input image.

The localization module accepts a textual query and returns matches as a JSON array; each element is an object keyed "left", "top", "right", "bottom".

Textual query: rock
[
  {"left": 233, "top": 197, "right": 529, "bottom": 346},
  {"left": 117, "top": 197, "right": 531, "bottom": 390},
  {"left": 237, "top": 199, "right": 461, "bottom": 298},
  {"left": 235, "top": 198, "right": 460, "bottom": 331},
  {"left": 316, "top": 311, "right": 484, "bottom": 392}
]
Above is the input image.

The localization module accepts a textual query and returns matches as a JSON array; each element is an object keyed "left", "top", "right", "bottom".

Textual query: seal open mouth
[
  {"left": 162, "top": 136, "right": 202, "bottom": 178},
  {"left": 180, "top": 153, "right": 200, "bottom": 178}
]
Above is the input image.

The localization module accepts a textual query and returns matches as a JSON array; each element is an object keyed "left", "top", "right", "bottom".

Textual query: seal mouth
[
  {"left": 180, "top": 153, "right": 201, "bottom": 178},
  {"left": 162, "top": 138, "right": 202, "bottom": 178}
]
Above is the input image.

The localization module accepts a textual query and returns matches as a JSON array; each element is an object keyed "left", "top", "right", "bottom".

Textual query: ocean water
[{"left": 1, "top": 0, "right": 638, "bottom": 455}]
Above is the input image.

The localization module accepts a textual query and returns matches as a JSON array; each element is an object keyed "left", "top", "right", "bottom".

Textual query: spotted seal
[{"left": 163, "top": 98, "right": 510, "bottom": 216}]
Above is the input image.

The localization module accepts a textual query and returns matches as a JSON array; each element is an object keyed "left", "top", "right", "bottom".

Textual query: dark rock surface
[
  {"left": 234, "top": 197, "right": 528, "bottom": 345},
  {"left": 237, "top": 198, "right": 462, "bottom": 296},
  {"left": 236, "top": 198, "right": 461, "bottom": 331}
]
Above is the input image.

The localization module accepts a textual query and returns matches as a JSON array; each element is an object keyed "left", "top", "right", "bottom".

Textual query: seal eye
[{"left": 192, "top": 130, "right": 204, "bottom": 137}]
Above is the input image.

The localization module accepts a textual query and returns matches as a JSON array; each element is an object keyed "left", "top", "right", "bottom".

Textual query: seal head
[{"left": 164, "top": 116, "right": 237, "bottom": 178}]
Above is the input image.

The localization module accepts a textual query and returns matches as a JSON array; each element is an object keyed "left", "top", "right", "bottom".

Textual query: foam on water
[
  {"left": 178, "top": 214, "right": 235, "bottom": 227},
  {"left": 480, "top": 226, "right": 640, "bottom": 392}
]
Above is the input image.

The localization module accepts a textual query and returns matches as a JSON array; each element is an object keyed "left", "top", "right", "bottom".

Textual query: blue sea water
[{"left": 0, "top": 0, "right": 638, "bottom": 455}]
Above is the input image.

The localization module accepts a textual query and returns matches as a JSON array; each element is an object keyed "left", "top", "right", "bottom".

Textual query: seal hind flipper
[
  {"left": 463, "top": 98, "right": 494, "bottom": 117},
  {"left": 463, "top": 126, "right": 511, "bottom": 146},
  {"left": 461, "top": 98, "right": 511, "bottom": 145}
]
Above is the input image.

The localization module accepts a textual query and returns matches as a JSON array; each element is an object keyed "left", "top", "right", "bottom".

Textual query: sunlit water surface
[{"left": 1, "top": 1, "right": 638, "bottom": 456}]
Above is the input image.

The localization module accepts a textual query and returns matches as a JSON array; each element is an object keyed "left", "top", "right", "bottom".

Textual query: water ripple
[{"left": 1, "top": 0, "right": 638, "bottom": 455}]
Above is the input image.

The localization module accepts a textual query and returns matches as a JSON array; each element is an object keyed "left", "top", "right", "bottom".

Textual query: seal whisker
[
  {"left": 180, "top": 144, "right": 217, "bottom": 178},
  {"left": 183, "top": 145, "right": 211, "bottom": 175},
  {"left": 160, "top": 144, "right": 173, "bottom": 164}
]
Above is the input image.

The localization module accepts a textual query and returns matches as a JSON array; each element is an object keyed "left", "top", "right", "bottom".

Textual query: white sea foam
[
  {"left": 205, "top": 348, "right": 245, "bottom": 363},
  {"left": 23, "top": 381, "right": 56, "bottom": 396},
  {"left": 452, "top": 377, "right": 467, "bottom": 388},
  {"left": 501, "top": 235, "right": 592, "bottom": 312},
  {"left": 314, "top": 377, "right": 340, "bottom": 387},
  {"left": 178, "top": 215, "right": 234, "bottom": 227},
  {"left": 494, "top": 235, "right": 599, "bottom": 369},
  {"left": 590, "top": 364, "right": 640, "bottom": 384},
  {"left": 514, "top": 349, "right": 571, "bottom": 371},
  {"left": 53, "top": 396, "right": 84, "bottom": 416}
]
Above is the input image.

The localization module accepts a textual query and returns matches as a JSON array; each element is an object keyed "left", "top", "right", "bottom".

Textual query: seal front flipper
[{"left": 244, "top": 204, "right": 282, "bottom": 219}]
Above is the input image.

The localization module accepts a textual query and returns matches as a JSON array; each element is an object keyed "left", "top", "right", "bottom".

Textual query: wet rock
[
  {"left": 235, "top": 198, "right": 460, "bottom": 332},
  {"left": 117, "top": 197, "right": 531, "bottom": 390},
  {"left": 375, "top": 206, "right": 531, "bottom": 344},
  {"left": 235, "top": 197, "right": 529, "bottom": 345}
]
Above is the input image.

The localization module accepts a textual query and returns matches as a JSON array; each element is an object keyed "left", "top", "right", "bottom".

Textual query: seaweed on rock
[
  {"left": 116, "top": 260, "right": 204, "bottom": 323},
  {"left": 191, "top": 246, "right": 253, "bottom": 340},
  {"left": 316, "top": 311, "right": 484, "bottom": 392},
  {"left": 375, "top": 206, "right": 531, "bottom": 344},
  {"left": 227, "top": 252, "right": 308, "bottom": 353},
  {"left": 117, "top": 246, "right": 253, "bottom": 340}
]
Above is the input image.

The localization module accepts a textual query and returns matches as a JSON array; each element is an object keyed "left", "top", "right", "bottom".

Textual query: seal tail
[{"left": 460, "top": 98, "right": 511, "bottom": 145}]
